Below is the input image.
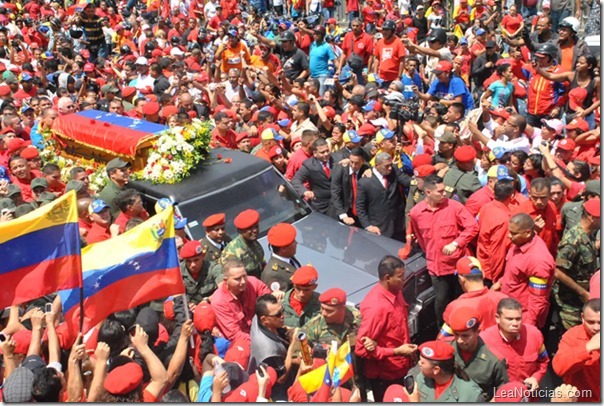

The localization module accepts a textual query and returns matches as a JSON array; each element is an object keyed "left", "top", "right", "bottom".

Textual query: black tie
[{"left": 290, "top": 257, "right": 301, "bottom": 268}]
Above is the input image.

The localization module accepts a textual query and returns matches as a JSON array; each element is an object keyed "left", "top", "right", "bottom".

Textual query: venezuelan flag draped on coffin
[{"left": 51, "top": 110, "right": 168, "bottom": 170}]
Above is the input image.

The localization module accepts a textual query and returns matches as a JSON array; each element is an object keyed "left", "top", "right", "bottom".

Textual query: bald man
[{"left": 77, "top": 197, "right": 93, "bottom": 239}]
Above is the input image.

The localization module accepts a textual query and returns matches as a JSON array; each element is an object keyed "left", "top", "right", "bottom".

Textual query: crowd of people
[{"left": 0, "top": 0, "right": 601, "bottom": 401}]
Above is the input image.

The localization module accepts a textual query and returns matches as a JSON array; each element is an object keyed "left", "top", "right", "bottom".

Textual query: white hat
[
  {"left": 170, "top": 47, "right": 184, "bottom": 56},
  {"left": 141, "top": 24, "right": 151, "bottom": 30},
  {"left": 135, "top": 56, "right": 148, "bottom": 65}
]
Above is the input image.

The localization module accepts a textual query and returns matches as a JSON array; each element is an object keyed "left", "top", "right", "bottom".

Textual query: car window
[{"left": 180, "top": 167, "right": 312, "bottom": 240}]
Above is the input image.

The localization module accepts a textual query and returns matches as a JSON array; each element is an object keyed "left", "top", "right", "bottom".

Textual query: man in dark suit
[
  {"left": 292, "top": 138, "right": 333, "bottom": 214},
  {"left": 329, "top": 147, "right": 370, "bottom": 226},
  {"left": 356, "top": 152, "right": 407, "bottom": 241},
  {"left": 331, "top": 129, "right": 363, "bottom": 164}
]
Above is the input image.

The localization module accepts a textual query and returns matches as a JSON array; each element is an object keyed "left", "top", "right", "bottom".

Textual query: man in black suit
[
  {"left": 331, "top": 129, "right": 363, "bottom": 164},
  {"left": 329, "top": 147, "right": 370, "bottom": 226},
  {"left": 292, "top": 138, "right": 333, "bottom": 214},
  {"left": 356, "top": 152, "right": 407, "bottom": 241}
]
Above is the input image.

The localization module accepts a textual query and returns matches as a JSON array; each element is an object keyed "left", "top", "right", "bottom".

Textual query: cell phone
[
  {"left": 0, "top": 332, "right": 6, "bottom": 343},
  {"left": 258, "top": 362, "right": 268, "bottom": 377},
  {"left": 324, "top": 78, "right": 335, "bottom": 86},
  {"left": 404, "top": 374, "right": 415, "bottom": 393},
  {"left": 1, "top": 208, "right": 10, "bottom": 216},
  {"left": 45, "top": 303, "right": 53, "bottom": 313}
]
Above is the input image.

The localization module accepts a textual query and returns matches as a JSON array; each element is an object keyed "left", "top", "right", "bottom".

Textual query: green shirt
[
  {"left": 282, "top": 289, "right": 321, "bottom": 328},
  {"left": 302, "top": 306, "right": 361, "bottom": 349},
  {"left": 97, "top": 180, "right": 125, "bottom": 219},
  {"left": 180, "top": 261, "right": 217, "bottom": 304},
  {"left": 220, "top": 234, "right": 266, "bottom": 279},
  {"left": 443, "top": 165, "right": 482, "bottom": 205},
  {"left": 416, "top": 373, "right": 485, "bottom": 402}
]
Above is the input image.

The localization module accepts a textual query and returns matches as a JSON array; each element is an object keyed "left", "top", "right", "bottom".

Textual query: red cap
[
  {"left": 403, "top": 17, "right": 413, "bottom": 25},
  {"left": 414, "top": 164, "right": 435, "bottom": 178},
  {"left": 224, "top": 366, "right": 278, "bottom": 402},
  {"left": 568, "top": 87, "right": 588, "bottom": 111},
  {"left": 490, "top": 108, "right": 510, "bottom": 119},
  {"left": 195, "top": 72, "right": 210, "bottom": 82},
  {"left": 202, "top": 213, "right": 226, "bottom": 228},
  {"left": 80, "top": 49, "right": 90, "bottom": 59},
  {"left": 448, "top": 306, "right": 481, "bottom": 332},
  {"left": 160, "top": 105, "right": 179, "bottom": 118},
  {"left": 418, "top": 340, "right": 454, "bottom": 361},
  {"left": 104, "top": 363, "right": 144, "bottom": 395},
  {"left": 142, "top": 101, "right": 160, "bottom": 115},
  {"left": 12, "top": 89, "right": 30, "bottom": 100},
  {"left": 267, "top": 223, "right": 296, "bottom": 247},
  {"left": 327, "top": 18, "right": 337, "bottom": 24},
  {"left": 565, "top": 118, "right": 589, "bottom": 133},
  {"left": 357, "top": 123, "right": 376, "bottom": 136},
  {"left": 179, "top": 240, "right": 203, "bottom": 259},
  {"left": 13, "top": 329, "right": 32, "bottom": 355},
  {"left": 1, "top": 126, "right": 15, "bottom": 135},
  {"left": 584, "top": 198, "right": 600, "bottom": 217},
  {"left": 7, "top": 138, "right": 31, "bottom": 154},
  {"left": 556, "top": 138, "right": 576, "bottom": 151},
  {"left": 193, "top": 302, "right": 216, "bottom": 332},
  {"left": 291, "top": 265, "right": 319, "bottom": 286},
  {"left": 151, "top": 49, "right": 164, "bottom": 58},
  {"left": 20, "top": 146, "right": 39, "bottom": 159},
  {"left": 83, "top": 63, "right": 95, "bottom": 72},
  {"left": 0, "top": 85, "right": 10, "bottom": 96},
  {"left": 318, "top": 288, "right": 346, "bottom": 305},
  {"left": 121, "top": 86, "right": 136, "bottom": 98},
  {"left": 454, "top": 145, "right": 477, "bottom": 163},
  {"left": 0, "top": 62, "right": 7, "bottom": 71},
  {"left": 433, "top": 60, "right": 453, "bottom": 74},
  {"left": 383, "top": 384, "right": 410, "bottom": 402},
  {"left": 455, "top": 256, "right": 483, "bottom": 276},
  {"left": 223, "top": 338, "right": 251, "bottom": 366},
  {"left": 268, "top": 145, "right": 283, "bottom": 160},
  {"left": 163, "top": 298, "right": 175, "bottom": 320},
  {"left": 323, "top": 105, "right": 336, "bottom": 119},
  {"left": 233, "top": 209, "right": 260, "bottom": 229},
  {"left": 412, "top": 153, "right": 432, "bottom": 168},
  {"left": 224, "top": 109, "right": 238, "bottom": 120}
]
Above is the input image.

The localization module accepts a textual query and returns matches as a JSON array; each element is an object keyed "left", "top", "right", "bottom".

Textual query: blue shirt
[
  {"left": 427, "top": 75, "right": 474, "bottom": 111},
  {"left": 309, "top": 41, "right": 336, "bottom": 78},
  {"left": 401, "top": 72, "right": 423, "bottom": 99},
  {"left": 488, "top": 80, "right": 514, "bottom": 107}
]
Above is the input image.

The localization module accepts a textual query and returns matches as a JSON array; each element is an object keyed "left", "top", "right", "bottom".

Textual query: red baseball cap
[
  {"left": 433, "top": 60, "right": 453, "bottom": 74},
  {"left": 565, "top": 118, "right": 589, "bottom": 133}
]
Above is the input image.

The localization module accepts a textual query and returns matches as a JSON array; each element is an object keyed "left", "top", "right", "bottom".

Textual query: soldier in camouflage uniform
[
  {"left": 554, "top": 198, "right": 601, "bottom": 330},
  {"left": 443, "top": 145, "right": 482, "bottom": 204},
  {"left": 282, "top": 266, "right": 321, "bottom": 328},
  {"left": 200, "top": 213, "right": 232, "bottom": 267},
  {"left": 262, "top": 223, "right": 302, "bottom": 292},
  {"left": 301, "top": 288, "right": 361, "bottom": 353},
  {"left": 220, "top": 209, "right": 266, "bottom": 280},
  {"left": 179, "top": 240, "right": 218, "bottom": 307},
  {"left": 561, "top": 180, "right": 600, "bottom": 234}
]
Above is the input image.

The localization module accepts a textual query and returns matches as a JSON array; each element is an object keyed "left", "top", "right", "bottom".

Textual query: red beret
[
  {"left": 414, "top": 164, "right": 435, "bottom": 178},
  {"left": 357, "top": 123, "right": 376, "bottom": 136},
  {"left": 323, "top": 106, "right": 336, "bottom": 119},
  {"left": 193, "top": 302, "right": 216, "bottom": 332},
  {"left": 267, "top": 223, "right": 296, "bottom": 247},
  {"left": 163, "top": 298, "right": 175, "bottom": 320},
  {"left": 319, "top": 288, "right": 346, "bottom": 305},
  {"left": 180, "top": 240, "right": 203, "bottom": 259},
  {"left": 234, "top": 209, "right": 260, "bottom": 229},
  {"left": 419, "top": 340, "right": 454, "bottom": 361},
  {"left": 412, "top": 153, "right": 432, "bottom": 168},
  {"left": 490, "top": 108, "right": 510, "bottom": 119},
  {"left": 121, "top": 86, "right": 136, "bottom": 98},
  {"left": 383, "top": 384, "right": 410, "bottom": 402},
  {"left": 455, "top": 256, "right": 482, "bottom": 276},
  {"left": 236, "top": 132, "right": 250, "bottom": 143},
  {"left": 291, "top": 265, "right": 319, "bottom": 286},
  {"left": 0, "top": 85, "right": 10, "bottom": 96},
  {"left": 160, "top": 105, "right": 179, "bottom": 118},
  {"left": 20, "top": 146, "right": 39, "bottom": 160},
  {"left": 203, "top": 213, "right": 226, "bottom": 228},
  {"left": 556, "top": 138, "right": 576, "bottom": 151},
  {"left": 454, "top": 145, "right": 477, "bottom": 163},
  {"left": 13, "top": 329, "right": 32, "bottom": 355},
  {"left": 268, "top": 146, "right": 283, "bottom": 160},
  {"left": 448, "top": 306, "right": 480, "bottom": 332},
  {"left": 7, "top": 138, "right": 31, "bottom": 154},
  {"left": 142, "top": 101, "right": 160, "bottom": 115},
  {"left": 187, "top": 111, "right": 197, "bottom": 119},
  {"left": 103, "top": 362, "right": 144, "bottom": 395},
  {"left": 584, "top": 198, "right": 600, "bottom": 217}
]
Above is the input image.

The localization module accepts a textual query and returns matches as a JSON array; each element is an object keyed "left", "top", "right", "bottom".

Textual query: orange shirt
[
  {"left": 220, "top": 42, "right": 251, "bottom": 73},
  {"left": 249, "top": 55, "right": 277, "bottom": 73},
  {"left": 559, "top": 44, "right": 574, "bottom": 72}
]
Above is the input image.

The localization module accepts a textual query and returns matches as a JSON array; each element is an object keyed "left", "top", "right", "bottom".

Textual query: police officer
[
  {"left": 200, "top": 213, "right": 232, "bottom": 265},
  {"left": 554, "top": 198, "right": 601, "bottom": 330},
  {"left": 220, "top": 209, "right": 266, "bottom": 279},
  {"left": 282, "top": 266, "right": 321, "bottom": 328},
  {"left": 443, "top": 145, "right": 482, "bottom": 204},
  {"left": 302, "top": 288, "right": 361, "bottom": 352},
  {"left": 561, "top": 180, "right": 600, "bottom": 234},
  {"left": 448, "top": 307, "right": 509, "bottom": 400},
  {"left": 416, "top": 340, "right": 484, "bottom": 402},
  {"left": 262, "top": 223, "right": 302, "bottom": 291},
  {"left": 179, "top": 240, "right": 217, "bottom": 308}
]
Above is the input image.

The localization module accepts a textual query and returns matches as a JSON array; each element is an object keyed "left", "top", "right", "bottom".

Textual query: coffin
[{"left": 51, "top": 110, "right": 168, "bottom": 171}]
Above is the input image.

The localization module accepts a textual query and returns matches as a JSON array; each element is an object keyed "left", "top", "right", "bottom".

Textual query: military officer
[
  {"left": 282, "top": 266, "right": 321, "bottom": 328},
  {"left": 200, "top": 213, "right": 232, "bottom": 264},
  {"left": 448, "top": 307, "right": 509, "bottom": 400},
  {"left": 561, "top": 180, "right": 600, "bottom": 234},
  {"left": 220, "top": 209, "right": 266, "bottom": 279},
  {"left": 405, "top": 164, "right": 436, "bottom": 218},
  {"left": 302, "top": 288, "right": 361, "bottom": 353},
  {"left": 179, "top": 240, "right": 217, "bottom": 308},
  {"left": 262, "top": 223, "right": 302, "bottom": 291},
  {"left": 554, "top": 198, "right": 601, "bottom": 330},
  {"left": 416, "top": 340, "right": 484, "bottom": 402},
  {"left": 443, "top": 145, "right": 482, "bottom": 204}
]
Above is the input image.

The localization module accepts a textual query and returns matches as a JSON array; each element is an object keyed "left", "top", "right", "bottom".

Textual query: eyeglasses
[{"left": 266, "top": 309, "right": 284, "bottom": 318}]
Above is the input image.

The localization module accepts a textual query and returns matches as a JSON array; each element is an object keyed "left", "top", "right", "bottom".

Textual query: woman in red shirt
[{"left": 501, "top": 5, "right": 524, "bottom": 40}]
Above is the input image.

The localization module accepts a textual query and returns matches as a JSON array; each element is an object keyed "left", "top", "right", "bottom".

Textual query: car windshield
[{"left": 179, "top": 167, "right": 312, "bottom": 240}]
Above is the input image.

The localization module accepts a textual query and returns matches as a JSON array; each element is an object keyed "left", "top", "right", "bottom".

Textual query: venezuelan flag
[
  {"left": 0, "top": 191, "right": 82, "bottom": 308},
  {"left": 332, "top": 340, "right": 354, "bottom": 388},
  {"left": 59, "top": 206, "right": 184, "bottom": 333}
]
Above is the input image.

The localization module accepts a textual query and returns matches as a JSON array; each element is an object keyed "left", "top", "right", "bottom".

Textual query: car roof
[{"left": 130, "top": 148, "right": 271, "bottom": 202}]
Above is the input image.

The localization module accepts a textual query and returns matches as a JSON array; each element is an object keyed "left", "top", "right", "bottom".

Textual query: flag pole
[
  {"left": 182, "top": 292, "right": 195, "bottom": 349},
  {"left": 78, "top": 286, "right": 85, "bottom": 333}
]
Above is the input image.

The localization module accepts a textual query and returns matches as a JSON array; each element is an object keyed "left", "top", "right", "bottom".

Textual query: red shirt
[
  {"left": 355, "top": 284, "right": 411, "bottom": 380},
  {"left": 439, "top": 287, "right": 508, "bottom": 339},
  {"left": 86, "top": 223, "right": 111, "bottom": 244},
  {"left": 500, "top": 236, "right": 555, "bottom": 328},
  {"left": 210, "top": 128, "right": 238, "bottom": 149},
  {"left": 210, "top": 276, "right": 271, "bottom": 343},
  {"left": 512, "top": 200, "right": 558, "bottom": 256},
  {"left": 480, "top": 324, "right": 549, "bottom": 383},
  {"left": 285, "top": 148, "right": 312, "bottom": 181},
  {"left": 552, "top": 324, "right": 600, "bottom": 402},
  {"left": 113, "top": 210, "right": 150, "bottom": 234},
  {"left": 10, "top": 174, "right": 38, "bottom": 202},
  {"left": 465, "top": 185, "right": 494, "bottom": 217},
  {"left": 477, "top": 200, "right": 512, "bottom": 282},
  {"left": 341, "top": 31, "right": 374, "bottom": 63},
  {"left": 409, "top": 199, "right": 479, "bottom": 276},
  {"left": 374, "top": 37, "right": 407, "bottom": 82}
]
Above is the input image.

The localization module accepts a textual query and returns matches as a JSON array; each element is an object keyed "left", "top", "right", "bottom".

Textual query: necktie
[
  {"left": 290, "top": 257, "right": 301, "bottom": 269},
  {"left": 351, "top": 172, "right": 358, "bottom": 216},
  {"left": 384, "top": 176, "right": 389, "bottom": 190},
  {"left": 323, "top": 162, "right": 331, "bottom": 178}
]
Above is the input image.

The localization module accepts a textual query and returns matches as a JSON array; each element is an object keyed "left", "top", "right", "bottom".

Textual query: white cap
[
  {"left": 542, "top": 0, "right": 550, "bottom": 7},
  {"left": 142, "top": 24, "right": 151, "bottom": 30},
  {"left": 170, "top": 47, "right": 184, "bottom": 56},
  {"left": 135, "top": 56, "right": 148, "bottom": 65}
]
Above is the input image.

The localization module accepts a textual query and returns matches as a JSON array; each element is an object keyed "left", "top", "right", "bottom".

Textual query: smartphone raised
[
  {"left": 404, "top": 374, "right": 415, "bottom": 393},
  {"left": 45, "top": 302, "right": 53, "bottom": 313}
]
